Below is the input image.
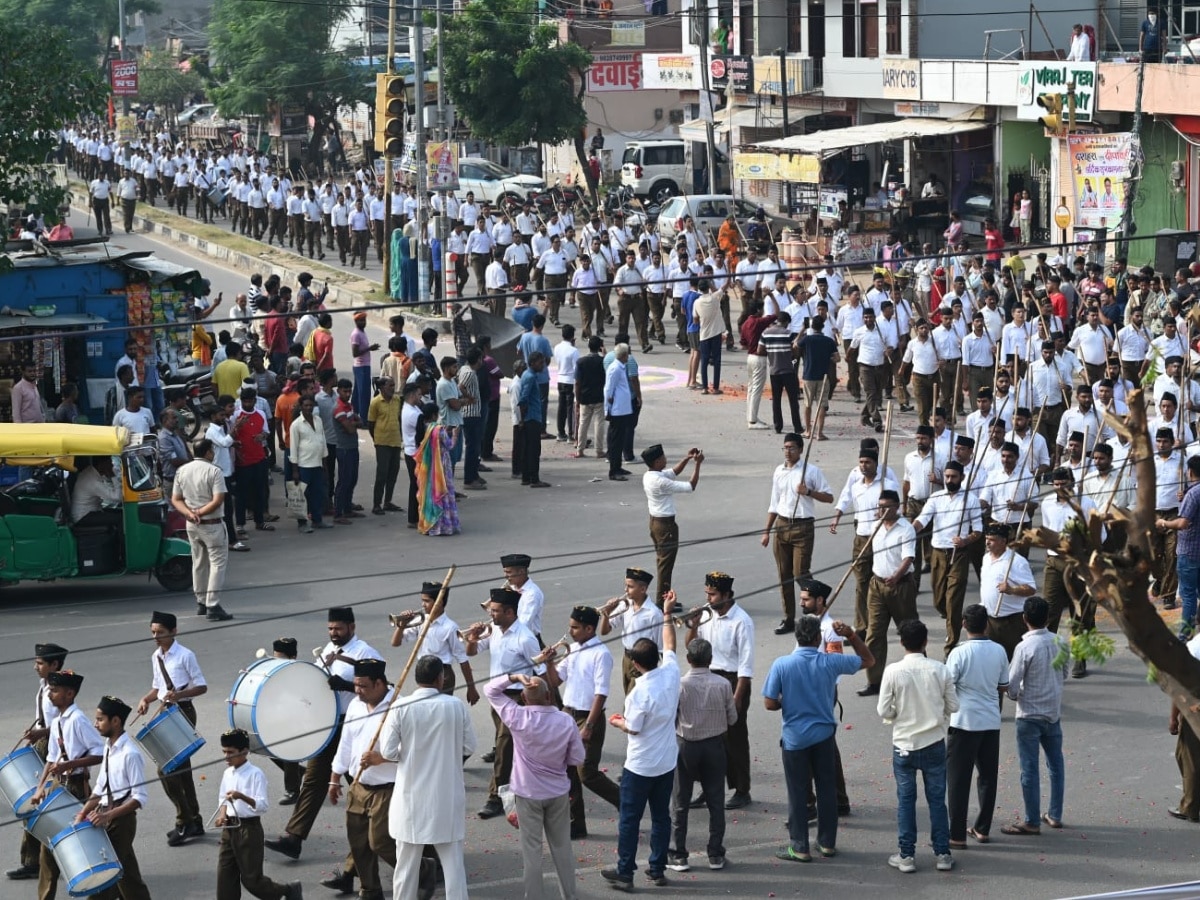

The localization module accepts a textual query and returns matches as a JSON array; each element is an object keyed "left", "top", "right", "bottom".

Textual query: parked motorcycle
[{"left": 162, "top": 364, "right": 216, "bottom": 440}]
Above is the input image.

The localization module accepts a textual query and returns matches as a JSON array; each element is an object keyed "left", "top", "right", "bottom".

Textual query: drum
[
  {"left": 135, "top": 705, "right": 204, "bottom": 774},
  {"left": 27, "top": 786, "right": 84, "bottom": 846},
  {"left": 227, "top": 658, "right": 338, "bottom": 762},
  {"left": 49, "top": 822, "right": 122, "bottom": 897},
  {"left": 207, "top": 185, "right": 227, "bottom": 208},
  {"left": 0, "top": 746, "right": 45, "bottom": 818}
]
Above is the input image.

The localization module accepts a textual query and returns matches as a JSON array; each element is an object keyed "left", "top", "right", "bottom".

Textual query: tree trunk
[
  {"left": 572, "top": 72, "right": 598, "bottom": 208},
  {"left": 1046, "top": 393, "right": 1200, "bottom": 733}
]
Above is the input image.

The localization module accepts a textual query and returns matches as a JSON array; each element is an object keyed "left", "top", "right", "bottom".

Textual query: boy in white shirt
[{"left": 553, "top": 325, "right": 580, "bottom": 443}]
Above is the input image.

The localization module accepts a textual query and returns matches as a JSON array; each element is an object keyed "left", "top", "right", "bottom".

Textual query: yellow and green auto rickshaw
[{"left": 0, "top": 424, "right": 192, "bottom": 591}]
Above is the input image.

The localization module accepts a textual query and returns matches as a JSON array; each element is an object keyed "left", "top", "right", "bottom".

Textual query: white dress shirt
[
  {"left": 980, "top": 548, "right": 1037, "bottom": 617},
  {"left": 515, "top": 579, "right": 545, "bottom": 638},
  {"left": 92, "top": 732, "right": 149, "bottom": 810},
  {"left": 983, "top": 464, "right": 1037, "bottom": 524},
  {"left": 643, "top": 469, "right": 693, "bottom": 518},
  {"left": 622, "top": 650, "right": 680, "bottom": 777},
  {"left": 318, "top": 635, "right": 381, "bottom": 716},
  {"left": 50, "top": 704, "right": 104, "bottom": 775},
  {"left": 477, "top": 620, "right": 545, "bottom": 679},
  {"left": 836, "top": 472, "right": 901, "bottom": 535},
  {"left": 219, "top": 760, "right": 270, "bottom": 819},
  {"left": 914, "top": 489, "right": 983, "bottom": 550},
  {"left": 871, "top": 517, "right": 917, "bottom": 578},
  {"left": 1040, "top": 495, "right": 1098, "bottom": 556},
  {"left": 397, "top": 615, "right": 468, "bottom": 665},
  {"left": 696, "top": 603, "right": 754, "bottom": 677},
  {"left": 557, "top": 636, "right": 613, "bottom": 711},
  {"left": 611, "top": 599, "right": 664, "bottom": 650},
  {"left": 767, "top": 461, "right": 833, "bottom": 520},
  {"left": 333, "top": 687, "right": 398, "bottom": 785},
  {"left": 151, "top": 642, "right": 206, "bottom": 695}
]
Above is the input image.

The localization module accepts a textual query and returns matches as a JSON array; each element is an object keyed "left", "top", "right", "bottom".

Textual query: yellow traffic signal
[
  {"left": 1037, "top": 93, "right": 1064, "bottom": 134},
  {"left": 374, "top": 73, "right": 406, "bottom": 156}
]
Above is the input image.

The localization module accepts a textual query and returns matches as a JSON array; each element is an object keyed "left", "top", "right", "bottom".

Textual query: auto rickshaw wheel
[{"left": 155, "top": 556, "right": 193, "bottom": 592}]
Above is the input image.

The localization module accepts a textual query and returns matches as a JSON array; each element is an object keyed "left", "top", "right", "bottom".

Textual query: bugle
[
  {"left": 458, "top": 621, "right": 490, "bottom": 642},
  {"left": 670, "top": 605, "right": 714, "bottom": 628},
  {"left": 533, "top": 634, "right": 573, "bottom": 664},
  {"left": 601, "top": 595, "right": 633, "bottom": 621},
  {"left": 388, "top": 610, "right": 426, "bottom": 628}
]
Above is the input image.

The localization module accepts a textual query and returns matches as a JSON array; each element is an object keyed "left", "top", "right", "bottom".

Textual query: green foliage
[
  {"left": 0, "top": 21, "right": 107, "bottom": 269},
  {"left": 207, "top": 0, "right": 370, "bottom": 121},
  {"left": 1053, "top": 626, "right": 1117, "bottom": 670},
  {"left": 0, "top": 0, "right": 160, "bottom": 65},
  {"left": 136, "top": 56, "right": 205, "bottom": 113},
  {"left": 438, "top": 0, "right": 592, "bottom": 147}
]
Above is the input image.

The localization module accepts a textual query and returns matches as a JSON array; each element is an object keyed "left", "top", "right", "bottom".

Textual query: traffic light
[
  {"left": 1037, "top": 93, "right": 1064, "bottom": 134},
  {"left": 374, "top": 73, "right": 406, "bottom": 155}
]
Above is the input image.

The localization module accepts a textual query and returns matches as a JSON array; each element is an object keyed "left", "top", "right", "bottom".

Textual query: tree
[
  {"left": 0, "top": 0, "right": 160, "bottom": 68},
  {"left": 0, "top": 22, "right": 106, "bottom": 268},
  {"left": 136, "top": 54, "right": 205, "bottom": 122},
  {"left": 207, "top": 0, "right": 372, "bottom": 172},
  {"left": 438, "top": 0, "right": 596, "bottom": 201}
]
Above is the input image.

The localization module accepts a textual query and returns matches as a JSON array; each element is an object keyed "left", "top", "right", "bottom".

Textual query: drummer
[
  {"left": 31, "top": 669, "right": 105, "bottom": 900},
  {"left": 390, "top": 581, "right": 480, "bottom": 703},
  {"left": 266, "top": 605, "right": 379, "bottom": 882},
  {"left": 136, "top": 610, "right": 208, "bottom": 848},
  {"left": 75, "top": 695, "right": 152, "bottom": 900},
  {"left": 7, "top": 642, "right": 69, "bottom": 883},
  {"left": 266, "top": 638, "right": 303, "bottom": 807}
]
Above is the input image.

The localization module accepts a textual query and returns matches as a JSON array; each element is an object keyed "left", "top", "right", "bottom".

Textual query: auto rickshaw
[{"left": 0, "top": 424, "right": 192, "bottom": 592}]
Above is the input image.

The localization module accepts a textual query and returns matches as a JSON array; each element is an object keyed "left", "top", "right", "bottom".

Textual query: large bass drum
[{"left": 227, "top": 658, "right": 338, "bottom": 762}]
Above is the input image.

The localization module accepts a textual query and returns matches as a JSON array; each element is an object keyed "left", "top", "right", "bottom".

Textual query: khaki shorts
[
  {"left": 803, "top": 378, "right": 830, "bottom": 410},
  {"left": 687, "top": 332, "right": 700, "bottom": 351}
]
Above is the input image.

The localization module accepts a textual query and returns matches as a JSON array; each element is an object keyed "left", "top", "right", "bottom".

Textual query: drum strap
[
  {"left": 157, "top": 654, "right": 176, "bottom": 693},
  {"left": 57, "top": 719, "right": 67, "bottom": 763},
  {"left": 36, "top": 686, "right": 45, "bottom": 729},
  {"left": 103, "top": 743, "right": 115, "bottom": 808}
]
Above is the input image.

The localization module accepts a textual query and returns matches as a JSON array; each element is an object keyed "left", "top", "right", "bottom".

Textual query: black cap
[
  {"left": 984, "top": 522, "right": 1011, "bottom": 539},
  {"left": 570, "top": 606, "right": 600, "bottom": 627},
  {"left": 98, "top": 696, "right": 131, "bottom": 720},
  {"left": 625, "top": 567, "right": 653, "bottom": 584},
  {"left": 47, "top": 670, "right": 83, "bottom": 691},
  {"left": 916, "top": 425, "right": 934, "bottom": 437},
  {"left": 1041, "top": 340, "right": 1055, "bottom": 351},
  {"left": 328, "top": 606, "right": 355, "bottom": 623},
  {"left": 799, "top": 578, "right": 831, "bottom": 599},
  {"left": 151, "top": 611, "right": 177, "bottom": 629},
  {"left": 955, "top": 435, "right": 975, "bottom": 448},
  {"left": 421, "top": 581, "right": 445, "bottom": 598},
  {"left": 944, "top": 460, "right": 964, "bottom": 473},
  {"left": 1076, "top": 384, "right": 1092, "bottom": 394},
  {"left": 489, "top": 587, "right": 521, "bottom": 608},
  {"left": 1157, "top": 427, "right": 1176, "bottom": 440},
  {"left": 500, "top": 553, "right": 532, "bottom": 569},
  {"left": 220, "top": 728, "right": 251, "bottom": 750},
  {"left": 641, "top": 444, "right": 665, "bottom": 465},
  {"left": 353, "top": 658, "right": 387, "bottom": 680},
  {"left": 1161, "top": 391, "right": 1178, "bottom": 406},
  {"left": 273, "top": 638, "right": 298, "bottom": 658},
  {"left": 705, "top": 571, "right": 734, "bottom": 592},
  {"left": 34, "top": 643, "right": 68, "bottom": 663}
]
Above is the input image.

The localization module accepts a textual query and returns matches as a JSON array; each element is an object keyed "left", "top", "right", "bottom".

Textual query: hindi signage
[
  {"left": 110, "top": 60, "right": 138, "bottom": 97},
  {"left": 1066, "top": 132, "right": 1134, "bottom": 229},
  {"left": 642, "top": 54, "right": 700, "bottom": 90},
  {"left": 588, "top": 52, "right": 642, "bottom": 93}
]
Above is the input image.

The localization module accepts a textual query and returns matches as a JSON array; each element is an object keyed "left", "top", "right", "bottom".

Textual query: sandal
[
  {"left": 967, "top": 828, "right": 990, "bottom": 843},
  {"left": 1041, "top": 814, "right": 1063, "bottom": 829},
  {"left": 1000, "top": 822, "right": 1040, "bottom": 836}
]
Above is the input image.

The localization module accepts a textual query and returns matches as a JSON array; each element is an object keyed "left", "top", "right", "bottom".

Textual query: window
[
  {"left": 842, "top": 0, "right": 856, "bottom": 57},
  {"left": 621, "top": 147, "right": 640, "bottom": 165},
  {"left": 860, "top": 0, "right": 878, "bottom": 58},
  {"left": 885, "top": 0, "right": 902, "bottom": 54},
  {"left": 787, "top": 0, "right": 804, "bottom": 52}
]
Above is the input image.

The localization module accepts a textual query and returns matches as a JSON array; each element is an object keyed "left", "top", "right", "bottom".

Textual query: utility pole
[
  {"left": 1118, "top": 53, "right": 1146, "bottom": 259},
  {"left": 695, "top": 0, "right": 717, "bottom": 193},
  {"left": 779, "top": 46, "right": 790, "bottom": 214},
  {"left": 118, "top": 0, "right": 129, "bottom": 115},
  {"left": 414, "top": 2, "right": 430, "bottom": 302},
  {"left": 383, "top": 0, "right": 397, "bottom": 295},
  {"left": 434, "top": 0, "right": 450, "bottom": 304}
]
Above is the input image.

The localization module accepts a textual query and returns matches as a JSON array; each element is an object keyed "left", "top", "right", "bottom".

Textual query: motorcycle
[{"left": 162, "top": 364, "right": 216, "bottom": 440}]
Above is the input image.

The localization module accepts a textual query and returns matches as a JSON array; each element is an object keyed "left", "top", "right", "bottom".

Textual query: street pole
[
  {"left": 414, "top": 2, "right": 430, "bottom": 302},
  {"left": 383, "top": 0, "right": 397, "bottom": 296},
  {"left": 695, "top": 0, "right": 718, "bottom": 194},
  {"left": 1118, "top": 54, "right": 1146, "bottom": 260},
  {"left": 435, "top": 0, "right": 450, "bottom": 307},
  {"left": 118, "top": 0, "right": 129, "bottom": 116},
  {"left": 779, "top": 46, "right": 790, "bottom": 214}
]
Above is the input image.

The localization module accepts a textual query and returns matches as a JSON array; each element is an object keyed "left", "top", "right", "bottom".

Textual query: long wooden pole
[
  {"left": 825, "top": 515, "right": 887, "bottom": 614},
  {"left": 354, "top": 564, "right": 457, "bottom": 785},
  {"left": 994, "top": 398, "right": 1048, "bottom": 613},
  {"left": 789, "top": 395, "right": 822, "bottom": 520}
]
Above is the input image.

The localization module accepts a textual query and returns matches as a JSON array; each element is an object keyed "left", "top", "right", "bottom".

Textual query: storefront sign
[
  {"left": 1067, "top": 132, "right": 1134, "bottom": 228},
  {"left": 642, "top": 54, "right": 700, "bottom": 90},
  {"left": 733, "top": 151, "right": 821, "bottom": 183},
  {"left": 710, "top": 55, "right": 753, "bottom": 93},
  {"left": 587, "top": 52, "right": 642, "bottom": 93},
  {"left": 427, "top": 141, "right": 459, "bottom": 191},
  {"left": 110, "top": 60, "right": 138, "bottom": 96},
  {"left": 610, "top": 20, "right": 645, "bottom": 47},
  {"left": 819, "top": 186, "right": 848, "bottom": 221},
  {"left": 1016, "top": 61, "right": 1096, "bottom": 123},
  {"left": 752, "top": 55, "right": 808, "bottom": 96},
  {"left": 881, "top": 58, "right": 920, "bottom": 100},
  {"left": 894, "top": 101, "right": 941, "bottom": 116}
]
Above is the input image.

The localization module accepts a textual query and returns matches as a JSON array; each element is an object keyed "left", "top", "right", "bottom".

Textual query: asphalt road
[{"left": 0, "top": 221, "right": 1195, "bottom": 899}]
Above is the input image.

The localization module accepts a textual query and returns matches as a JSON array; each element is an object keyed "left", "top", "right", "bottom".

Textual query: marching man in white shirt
[
  {"left": 860, "top": 489, "right": 918, "bottom": 696},
  {"left": 600, "top": 567, "right": 665, "bottom": 694}
]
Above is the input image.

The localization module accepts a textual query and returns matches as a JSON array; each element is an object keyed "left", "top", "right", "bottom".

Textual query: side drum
[
  {"left": 27, "top": 786, "right": 84, "bottom": 847},
  {"left": 50, "top": 822, "right": 122, "bottom": 897},
  {"left": 135, "top": 705, "right": 204, "bottom": 774},
  {"left": 227, "top": 658, "right": 339, "bottom": 761},
  {"left": 0, "top": 746, "right": 46, "bottom": 818}
]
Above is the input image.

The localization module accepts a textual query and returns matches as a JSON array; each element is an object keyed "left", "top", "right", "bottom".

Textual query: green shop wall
[
  {"left": 1001, "top": 120, "right": 1049, "bottom": 178},
  {"left": 1121, "top": 119, "right": 1188, "bottom": 268}
]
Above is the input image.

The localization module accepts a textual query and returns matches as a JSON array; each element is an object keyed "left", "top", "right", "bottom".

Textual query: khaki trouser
[
  {"left": 576, "top": 402, "right": 605, "bottom": 457},
  {"left": 488, "top": 704, "right": 517, "bottom": 802},
  {"left": 746, "top": 354, "right": 768, "bottom": 424},
  {"left": 850, "top": 534, "right": 873, "bottom": 635},
  {"left": 621, "top": 652, "right": 640, "bottom": 696},
  {"left": 966, "top": 365, "right": 993, "bottom": 408},
  {"left": 578, "top": 292, "right": 601, "bottom": 338},
  {"left": 346, "top": 781, "right": 397, "bottom": 894},
  {"left": 1043, "top": 554, "right": 1084, "bottom": 634},
  {"left": 773, "top": 517, "right": 815, "bottom": 622},
  {"left": 161, "top": 701, "right": 202, "bottom": 829},
  {"left": 842, "top": 340, "right": 861, "bottom": 398},
  {"left": 1177, "top": 716, "right": 1200, "bottom": 820},
  {"left": 912, "top": 372, "right": 936, "bottom": 426},
  {"left": 188, "top": 520, "right": 228, "bottom": 609},
  {"left": 514, "top": 794, "right": 575, "bottom": 900},
  {"left": 938, "top": 360, "right": 963, "bottom": 420},
  {"left": 285, "top": 723, "right": 343, "bottom": 839},
  {"left": 37, "top": 777, "right": 90, "bottom": 900},
  {"left": 565, "top": 708, "right": 620, "bottom": 828},
  {"left": 92, "top": 811, "right": 151, "bottom": 900},
  {"left": 905, "top": 497, "right": 931, "bottom": 589},
  {"left": 216, "top": 817, "right": 289, "bottom": 900},
  {"left": 1152, "top": 508, "right": 1180, "bottom": 600},
  {"left": 986, "top": 612, "right": 1026, "bottom": 660},
  {"left": 649, "top": 515, "right": 679, "bottom": 607},
  {"left": 647, "top": 291, "right": 667, "bottom": 342},
  {"left": 930, "top": 546, "right": 971, "bottom": 655},
  {"left": 617, "top": 291, "right": 649, "bottom": 349},
  {"left": 864, "top": 573, "right": 919, "bottom": 684}
]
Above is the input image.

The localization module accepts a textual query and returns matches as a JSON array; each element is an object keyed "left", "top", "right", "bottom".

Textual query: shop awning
[
  {"left": 116, "top": 254, "right": 202, "bottom": 283},
  {"left": 0, "top": 312, "right": 108, "bottom": 331},
  {"left": 678, "top": 106, "right": 815, "bottom": 143},
  {"left": 752, "top": 114, "right": 989, "bottom": 158}
]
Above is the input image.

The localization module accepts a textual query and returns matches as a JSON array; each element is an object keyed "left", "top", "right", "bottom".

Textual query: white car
[
  {"left": 655, "top": 194, "right": 792, "bottom": 248},
  {"left": 456, "top": 158, "right": 545, "bottom": 205}
]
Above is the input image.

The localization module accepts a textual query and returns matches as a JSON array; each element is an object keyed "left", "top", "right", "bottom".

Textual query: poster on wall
[{"left": 1067, "top": 132, "right": 1134, "bottom": 229}]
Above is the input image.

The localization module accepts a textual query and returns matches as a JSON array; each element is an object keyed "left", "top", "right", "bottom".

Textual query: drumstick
[
  {"left": 10, "top": 720, "right": 37, "bottom": 753},
  {"left": 353, "top": 564, "right": 456, "bottom": 786}
]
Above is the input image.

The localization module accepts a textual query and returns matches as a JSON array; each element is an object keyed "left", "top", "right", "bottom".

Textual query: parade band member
[
  {"left": 7, "top": 642, "right": 68, "bottom": 882},
  {"left": 600, "top": 567, "right": 664, "bottom": 695},
  {"left": 642, "top": 444, "right": 704, "bottom": 607},
  {"left": 381, "top": 656, "right": 477, "bottom": 900},
  {"left": 32, "top": 670, "right": 104, "bottom": 900},
  {"left": 215, "top": 729, "right": 303, "bottom": 900},
  {"left": 329, "top": 659, "right": 396, "bottom": 900},
  {"left": 137, "top": 610, "right": 207, "bottom": 847},
  {"left": 391, "top": 582, "right": 479, "bottom": 703},
  {"left": 264, "top": 639, "right": 303, "bottom": 805},
  {"left": 76, "top": 695, "right": 152, "bottom": 900}
]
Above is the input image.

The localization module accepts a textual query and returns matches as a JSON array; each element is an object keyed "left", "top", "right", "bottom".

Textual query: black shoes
[
  {"left": 207, "top": 605, "right": 233, "bottom": 622},
  {"left": 689, "top": 792, "right": 708, "bottom": 809},
  {"left": 774, "top": 619, "right": 795, "bottom": 636},
  {"left": 857, "top": 684, "right": 881, "bottom": 697},
  {"left": 265, "top": 834, "right": 302, "bottom": 859},
  {"left": 478, "top": 799, "right": 504, "bottom": 819},
  {"left": 725, "top": 792, "right": 751, "bottom": 810},
  {"left": 279, "top": 791, "right": 299, "bottom": 806},
  {"left": 5, "top": 864, "right": 38, "bottom": 880},
  {"left": 570, "top": 823, "right": 588, "bottom": 839},
  {"left": 320, "top": 871, "right": 355, "bottom": 894},
  {"left": 481, "top": 748, "right": 496, "bottom": 763}
]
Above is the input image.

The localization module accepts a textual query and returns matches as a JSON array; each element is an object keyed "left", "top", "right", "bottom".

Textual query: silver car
[
  {"left": 655, "top": 194, "right": 793, "bottom": 248},
  {"left": 456, "top": 157, "right": 545, "bottom": 205}
]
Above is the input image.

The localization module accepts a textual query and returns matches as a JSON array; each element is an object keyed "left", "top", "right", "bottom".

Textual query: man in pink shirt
[
  {"left": 485, "top": 669, "right": 584, "bottom": 900},
  {"left": 11, "top": 363, "right": 45, "bottom": 479},
  {"left": 350, "top": 311, "right": 378, "bottom": 421}
]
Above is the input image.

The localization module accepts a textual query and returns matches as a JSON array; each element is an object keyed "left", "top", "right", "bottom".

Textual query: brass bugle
[
  {"left": 458, "top": 621, "right": 489, "bottom": 641},
  {"left": 602, "top": 595, "right": 633, "bottom": 621},
  {"left": 533, "top": 633, "right": 573, "bottom": 664},
  {"left": 389, "top": 610, "right": 426, "bottom": 628},
  {"left": 670, "top": 605, "right": 714, "bottom": 628}
]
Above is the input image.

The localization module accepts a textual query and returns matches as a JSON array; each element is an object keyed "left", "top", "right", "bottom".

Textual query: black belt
[
  {"left": 650, "top": 515, "right": 675, "bottom": 521},
  {"left": 989, "top": 611, "right": 1024, "bottom": 621},
  {"left": 1158, "top": 508, "right": 1179, "bottom": 516},
  {"left": 775, "top": 516, "right": 813, "bottom": 523},
  {"left": 102, "top": 793, "right": 131, "bottom": 808},
  {"left": 355, "top": 781, "right": 392, "bottom": 791},
  {"left": 197, "top": 519, "right": 223, "bottom": 525}
]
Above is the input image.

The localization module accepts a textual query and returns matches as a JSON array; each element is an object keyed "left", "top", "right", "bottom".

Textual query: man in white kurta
[{"left": 382, "top": 655, "right": 477, "bottom": 900}]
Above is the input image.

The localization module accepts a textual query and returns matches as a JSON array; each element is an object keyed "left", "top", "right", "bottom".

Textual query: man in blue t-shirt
[
  {"left": 517, "top": 313, "right": 553, "bottom": 434},
  {"left": 796, "top": 316, "right": 841, "bottom": 440},
  {"left": 764, "top": 611, "right": 872, "bottom": 862},
  {"left": 681, "top": 276, "right": 702, "bottom": 389}
]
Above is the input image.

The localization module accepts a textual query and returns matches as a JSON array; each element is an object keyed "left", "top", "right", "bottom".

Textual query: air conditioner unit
[{"left": 669, "top": 109, "right": 685, "bottom": 124}]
